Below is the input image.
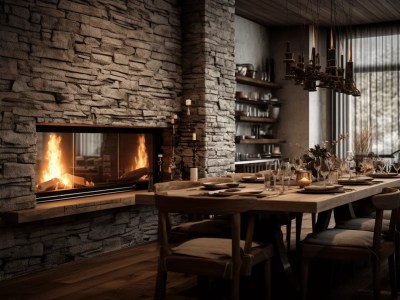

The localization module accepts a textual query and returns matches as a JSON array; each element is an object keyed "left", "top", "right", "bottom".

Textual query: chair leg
[
  {"left": 154, "top": 260, "right": 167, "bottom": 300},
  {"left": 295, "top": 213, "right": 303, "bottom": 252},
  {"left": 301, "top": 259, "right": 310, "bottom": 300},
  {"left": 396, "top": 233, "right": 400, "bottom": 290},
  {"left": 388, "top": 254, "right": 398, "bottom": 299},
  {"left": 286, "top": 218, "right": 292, "bottom": 253},
  {"left": 263, "top": 259, "right": 272, "bottom": 300},
  {"left": 231, "top": 272, "right": 240, "bottom": 300},
  {"left": 311, "top": 213, "right": 316, "bottom": 232},
  {"left": 372, "top": 258, "right": 381, "bottom": 300}
]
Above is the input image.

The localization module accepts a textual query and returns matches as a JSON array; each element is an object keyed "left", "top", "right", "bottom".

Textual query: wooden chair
[
  {"left": 228, "top": 172, "right": 301, "bottom": 253},
  {"left": 154, "top": 191, "right": 274, "bottom": 300},
  {"left": 154, "top": 181, "right": 231, "bottom": 243},
  {"left": 335, "top": 188, "right": 400, "bottom": 290},
  {"left": 198, "top": 176, "right": 234, "bottom": 184},
  {"left": 301, "top": 187, "right": 400, "bottom": 300}
]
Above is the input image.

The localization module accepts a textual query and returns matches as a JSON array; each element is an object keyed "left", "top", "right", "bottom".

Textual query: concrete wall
[{"left": 270, "top": 26, "right": 331, "bottom": 159}]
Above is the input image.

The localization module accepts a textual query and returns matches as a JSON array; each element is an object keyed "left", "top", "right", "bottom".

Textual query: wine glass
[
  {"left": 319, "top": 158, "right": 330, "bottom": 187},
  {"left": 346, "top": 151, "right": 355, "bottom": 179},
  {"left": 393, "top": 160, "right": 400, "bottom": 175},
  {"left": 313, "top": 157, "right": 322, "bottom": 182}
]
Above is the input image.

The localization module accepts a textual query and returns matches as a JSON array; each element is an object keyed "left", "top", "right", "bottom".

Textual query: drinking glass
[
  {"left": 319, "top": 158, "right": 330, "bottom": 187},
  {"left": 393, "top": 160, "right": 400, "bottom": 175},
  {"left": 346, "top": 151, "right": 355, "bottom": 179},
  {"left": 264, "top": 172, "right": 273, "bottom": 191},
  {"left": 271, "top": 160, "right": 280, "bottom": 191},
  {"left": 313, "top": 157, "right": 322, "bottom": 182},
  {"left": 279, "top": 162, "right": 290, "bottom": 194}
]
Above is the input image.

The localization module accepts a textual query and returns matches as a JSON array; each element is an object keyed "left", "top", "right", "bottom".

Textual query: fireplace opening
[{"left": 36, "top": 124, "right": 163, "bottom": 203}]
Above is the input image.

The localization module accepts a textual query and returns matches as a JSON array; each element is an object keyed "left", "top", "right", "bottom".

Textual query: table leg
[
  {"left": 271, "top": 221, "right": 300, "bottom": 294},
  {"left": 313, "top": 210, "right": 332, "bottom": 232}
]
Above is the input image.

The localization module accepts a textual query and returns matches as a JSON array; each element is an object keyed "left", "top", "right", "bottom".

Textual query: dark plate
[
  {"left": 298, "top": 188, "right": 345, "bottom": 194},
  {"left": 337, "top": 180, "right": 375, "bottom": 185},
  {"left": 369, "top": 173, "right": 399, "bottom": 178}
]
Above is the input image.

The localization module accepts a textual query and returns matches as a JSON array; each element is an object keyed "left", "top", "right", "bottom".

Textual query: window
[{"left": 334, "top": 22, "right": 400, "bottom": 156}]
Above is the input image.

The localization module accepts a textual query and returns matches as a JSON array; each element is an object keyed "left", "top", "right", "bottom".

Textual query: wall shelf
[
  {"left": 236, "top": 115, "right": 277, "bottom": 123},
  {"left": 236, "top": 98, "right": 281, "bottom": 106},
  {"left": 234, "top": 158, "right": 279, "bottom": 165},
  {"left": 236, "top": 75, "right": 281, "bottom": 89},
  {"left": 236, "top": 138, "right": 285, "bottom": 144}
]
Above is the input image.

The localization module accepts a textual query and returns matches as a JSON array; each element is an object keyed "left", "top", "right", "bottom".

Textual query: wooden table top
[{"left": 136, "top": 177, "right": 400, "bottom": 214}]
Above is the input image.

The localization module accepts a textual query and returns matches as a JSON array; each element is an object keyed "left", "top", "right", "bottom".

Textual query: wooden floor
[{"left": 0, "top": 213, "right": 396, "bottom": 300}]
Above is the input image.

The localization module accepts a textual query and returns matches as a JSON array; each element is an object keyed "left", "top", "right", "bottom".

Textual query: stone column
[{"left": 181, "top": 0, "right": 236, "bottom": 178}]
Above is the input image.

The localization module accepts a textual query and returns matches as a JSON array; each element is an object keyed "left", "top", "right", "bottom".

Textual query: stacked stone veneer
[
  {"left": 180, "top": 0, "right": 236, "bottom": 178},
  {"left": 0, "top": 0, "right": 236, "bottom": 280}
]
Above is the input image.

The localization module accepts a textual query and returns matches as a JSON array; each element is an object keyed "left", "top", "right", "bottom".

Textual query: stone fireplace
[{"left": 0, "top": 0, "right": 236, "bottom": 281}]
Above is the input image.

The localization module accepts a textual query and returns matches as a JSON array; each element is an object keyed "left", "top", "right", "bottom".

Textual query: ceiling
[{"left": 235, "top": 0, "right": 400, "bottom": 27}]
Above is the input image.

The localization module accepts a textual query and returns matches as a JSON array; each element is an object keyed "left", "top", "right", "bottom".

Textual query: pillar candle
[{"left": 186, "top": 99, "right": 191, "bottom": 106}]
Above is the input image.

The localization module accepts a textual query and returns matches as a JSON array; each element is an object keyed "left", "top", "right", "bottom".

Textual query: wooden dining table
[{"left": 135, "top": 176, "right": 400, "bottom": 294}]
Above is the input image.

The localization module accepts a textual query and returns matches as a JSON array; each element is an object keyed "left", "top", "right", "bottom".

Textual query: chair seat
[
  {"left": 336, "top": 218, "right": 390, "bottom": 232},
  {"left": 304, "top": 228, "right": 377, "bottom": 247},
  {"left": 172, "top": 237, "right": 261, "bottom": 260}
]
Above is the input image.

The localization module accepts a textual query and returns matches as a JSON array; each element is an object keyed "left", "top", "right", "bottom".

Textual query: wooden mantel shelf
[{"left": 4, "top": 190, "right": 156, "bottom": 224}]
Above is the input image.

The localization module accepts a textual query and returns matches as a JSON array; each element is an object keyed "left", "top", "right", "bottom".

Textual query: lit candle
[
  {"left": 186, "top": 99, "right": 191, "bottom": 106},
  {"left": 158, "top": 154, "right": 163, "bottom": 158},
  {"left": 171, "top": 117, "right": 175, "bottom": 124},
  {"left": 312, "top": 24, "right": 315, "bottom": 48},
  {"left": 348, "top": 39, "right": 352, "bottom": 62},
  {"left": 192, "top": 132, "right": 196, "bottom": 140},
  {"left": 173, "top": 114, "right": 178, "bottom": 120}
]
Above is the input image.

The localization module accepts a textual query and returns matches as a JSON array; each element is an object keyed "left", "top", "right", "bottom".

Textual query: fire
[
  {"left": 41, "top": 134, "right": 72, "bottom": 189},
  {"left": 133, "top": 134, "right": 149, "bottom": 170}
]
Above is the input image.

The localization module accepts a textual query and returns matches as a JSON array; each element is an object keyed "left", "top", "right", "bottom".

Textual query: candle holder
[
  {"left": 157, "top": 154, "right": 163, "bottom": 183},
  {"left": 191, "top": 139, "right": 197, "bottom": 168},
  {"left": 169, "top": 121, "right": 177, "bottom": 180},
  {"left": 190, "top": 139, "right": 198, "bottom": 181},
  {"left": 296, "top": 170, "right": 312, "bottom": 188}
]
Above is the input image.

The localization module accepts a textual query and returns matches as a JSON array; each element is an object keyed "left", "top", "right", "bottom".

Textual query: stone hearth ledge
[{"left": 3, "top": 191, "right": 156, "bottom": 224}]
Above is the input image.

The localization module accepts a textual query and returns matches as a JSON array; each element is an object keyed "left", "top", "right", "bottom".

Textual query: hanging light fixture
[{"left": 283, "top": 0, "right": 360, "bottom": 97}]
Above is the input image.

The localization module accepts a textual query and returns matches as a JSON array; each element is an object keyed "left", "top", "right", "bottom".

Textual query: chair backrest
[
  {"left": 154, "top": 180, "right": 202, "bottom": 193},
  {"left": 155, "top": 193, "right": 257, "bottom": 276},
  {"left": 227, "top": 173, "right": 255, "bottom": 182},
  {"left": 371, "top": 187, "right": 400, "bottom": 246},
  {"left": 155, "top": 194, "right": 255, "bottom": 216},
  {"left": 198, "top": 177, "right": 233, "bottom": 184}
]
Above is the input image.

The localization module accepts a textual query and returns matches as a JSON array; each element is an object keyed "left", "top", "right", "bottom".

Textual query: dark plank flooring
[{"left": 0, "top": 213, "right": 395, "bottom": 300}]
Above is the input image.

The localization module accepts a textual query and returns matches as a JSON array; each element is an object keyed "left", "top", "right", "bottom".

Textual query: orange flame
[
  {"left": 41, "top": 134, "right": 72, "bottom": 189},
  {"left": 133, "top": 134, "right": 149, "bottom": 170}
]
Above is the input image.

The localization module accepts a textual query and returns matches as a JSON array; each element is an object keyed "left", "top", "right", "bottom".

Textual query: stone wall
[
  {"left": 0, "top": 205, "right": 158, "bottom": 280},
  {"left": 0, "top": 0, "right": 181, "bottom": 280},
  {"left": 0, "top": 0, "right": 182, "bottom": 212},
  {"left": 0, "top": 0, "right": 237, "bottom": 280}
]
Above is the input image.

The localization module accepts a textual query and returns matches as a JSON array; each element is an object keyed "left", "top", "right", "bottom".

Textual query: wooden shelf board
[
  {"left": 236, "top": 75, "right": 281, "bottom": 89},
  {"left": 237, "top": 138, "right": 286, "bottom": 144},
  {"left": 236, "top": 116, "right": 277, "bottom": 123}
]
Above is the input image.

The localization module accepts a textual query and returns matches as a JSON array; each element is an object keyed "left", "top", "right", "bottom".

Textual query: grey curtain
[{"left": 333, "top": 22, "right": 400, "bottom": 157}]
